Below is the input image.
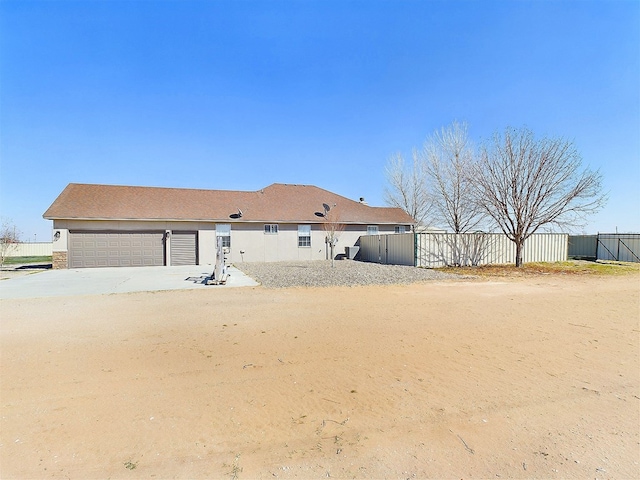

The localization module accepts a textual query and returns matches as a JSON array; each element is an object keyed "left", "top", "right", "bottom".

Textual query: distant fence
[
  {"left": 569, "top": 234, "right": 640, "bottom": 263},
  {"left": 1, "top": 242, "right": 53, "bottom": 257},
  {"left": 358, "top": 233, "right": 568, "bottom": 267}
]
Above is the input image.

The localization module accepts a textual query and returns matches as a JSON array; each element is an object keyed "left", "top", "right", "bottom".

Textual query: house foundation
[{"left": 52, "top": 251, "right": 68, "bottom": 269}]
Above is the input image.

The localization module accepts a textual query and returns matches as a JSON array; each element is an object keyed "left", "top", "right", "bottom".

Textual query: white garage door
[{"left": 69, "top": 231, "right": 165, "bottom": 268}]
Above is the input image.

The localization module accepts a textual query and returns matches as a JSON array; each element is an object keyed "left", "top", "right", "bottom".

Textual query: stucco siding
[
  {"left": 198, "top": 230, "right": 217, "bottom": 265},
  {"left": 51, "top": 219, "right": 401, "bottom": 267},
  {"left": 225, "top": 224, "right": 367, "bottom": 262}
]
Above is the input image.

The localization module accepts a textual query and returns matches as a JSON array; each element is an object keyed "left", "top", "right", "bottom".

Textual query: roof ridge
[{"left": 66, "top": 182, "right": 253, "bottom": 194}]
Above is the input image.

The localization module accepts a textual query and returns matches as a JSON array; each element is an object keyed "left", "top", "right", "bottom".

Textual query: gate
[
  {"left": 596, "top": 234, "right": 640, "bottom": 263},
  {"left": 570, "top": 234, "right": 640, "bottom": 263}
]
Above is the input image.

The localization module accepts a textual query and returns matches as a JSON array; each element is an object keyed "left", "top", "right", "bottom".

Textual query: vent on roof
[{"left": 359, "top": 197, "right": 368, "bottom": 205}]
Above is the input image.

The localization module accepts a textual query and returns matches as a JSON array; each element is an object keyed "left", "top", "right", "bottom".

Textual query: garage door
[
  {"left": 170, "top": 231, "right": 198, "bottom": 266},
  {"left": 69, "top": 231, "right": 165, "bottom": 268}
]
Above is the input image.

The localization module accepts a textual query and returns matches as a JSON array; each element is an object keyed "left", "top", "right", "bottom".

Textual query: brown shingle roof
[{"left": 43, "top": 183, "right": 415, "bottom": 225}]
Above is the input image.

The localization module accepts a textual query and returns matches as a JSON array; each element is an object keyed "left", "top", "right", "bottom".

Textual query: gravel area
[{"left": 234, "top": 260, "right": 465, "bottom": 288}]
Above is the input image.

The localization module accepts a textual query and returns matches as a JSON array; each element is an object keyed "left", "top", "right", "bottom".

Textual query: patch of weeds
[
  {"left": 437, "top": 260, "right": 640, "bottom": 277},
  {"left": 124, "top": 460, "right": 138, "bottom": 470},
  {"left": 228, "top": 453, "right": 242, "bottom": 480}
]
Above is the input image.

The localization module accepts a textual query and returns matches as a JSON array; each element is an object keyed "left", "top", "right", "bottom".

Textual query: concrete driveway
[{"left": 0, "top": 265, "right": 258, "bottom": 299}]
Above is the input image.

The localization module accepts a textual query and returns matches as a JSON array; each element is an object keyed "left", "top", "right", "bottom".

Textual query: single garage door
[
  {"left": 69, "top": 231, "right": 165, "bottom": 268},
  {"left": 170, "top": 231, "right": 198, "bottom": 266}
]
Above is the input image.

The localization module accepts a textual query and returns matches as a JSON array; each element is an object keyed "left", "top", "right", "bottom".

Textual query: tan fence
[
  {"left": 1, "top": 242, "right": 53, "bottom": 257},
  {"left": 358, "top": 233, "right": 568, "bottom": 267},
  {"left": 416, "top": 233, "right": 567, "bottom": 267},
  {"left": 357, "top": 234, "right": 415, "bottom": 266}
]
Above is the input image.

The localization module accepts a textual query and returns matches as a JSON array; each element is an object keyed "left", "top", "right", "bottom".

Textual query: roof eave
[{"left": 44, "top": 216, "right": 412, "bottom": 225}]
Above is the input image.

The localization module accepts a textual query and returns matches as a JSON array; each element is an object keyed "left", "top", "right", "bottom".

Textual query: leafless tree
[
  {"left": 422, "top": 121, "right": 486, "bottom": 233},
  {"left": 383, "top": 151, "right": 431, "bottom": 228},
  {"left": 0, "top": 218, "right": 21, "bottom": 267},
  {"left": 474, "top": 127, "right": 606, "bottom": 267},
  {"left": 320, "top": 203, "right": 345, "bottom": 267}
]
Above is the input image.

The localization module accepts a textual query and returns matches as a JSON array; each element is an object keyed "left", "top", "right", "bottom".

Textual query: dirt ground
[{"left": 1, "top": 274, "right": 639, "bottom": 479}]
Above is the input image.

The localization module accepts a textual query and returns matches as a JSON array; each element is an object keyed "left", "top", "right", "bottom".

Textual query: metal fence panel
[
  {"left": 416, "top": 233, "right": 568, "bottom": 268},
  {"left": 417, "top": 233, "right": 506, "bottom": 268},
  {"left": 385, "top": 234, "right": 415, "bottom": 266},
  {"left": 597, "top": 234, "right": 640, "bottom": 262},
  {"left": 522, "top": 233, "right": 568, "bottom": 263},
  {"left": 359, "top": 233, "right": 568, "bottom": 267},
  {"left": 568, "top": 235, "right": 598, "bottom": 259},
  {"left": 357, "top": 235, "right": 381, "bottom": 263},
  {"left": 357, "top": 234, "right": 415, "bottom": 265}
]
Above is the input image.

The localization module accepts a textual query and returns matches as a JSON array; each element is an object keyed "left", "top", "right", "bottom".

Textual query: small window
[
  {"left": 298, "top": 225, "right": 311, "bottom": 247},
  {"left": 395, "top": 225, "right": 407, "bottom": 234},
  {"left": 216, "top": 224, "right": 231, "bottom": 248},
  {"left": 367, "top": 225, "right": 379, "bottom": 235},
  {"left": 264, "top": 224, "right": 279, "bottom": 234}
]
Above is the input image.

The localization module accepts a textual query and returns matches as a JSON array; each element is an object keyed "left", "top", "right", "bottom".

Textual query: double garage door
[
  {"left": 69, "top": 231, "right": 165, "bottom": 268},
  {"left": 69, "top": 231, "right": 198, "bottom": 268}
]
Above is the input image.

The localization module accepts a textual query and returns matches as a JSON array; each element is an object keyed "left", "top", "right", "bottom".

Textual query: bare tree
[
  {"left": 319, "top": 203, "right": 345, "bottom": 267},
  {"left": 474, "top": 127, "right": 606, "bottom": 267},
  {"left": 383, "top": 151, "right": 430, "bottom": 228},
  {"left": 422, "top": 121, "right": 485, "bottom": 233},
  {"left": 0, "top": 218, "right": 21, "bottom": 267}
]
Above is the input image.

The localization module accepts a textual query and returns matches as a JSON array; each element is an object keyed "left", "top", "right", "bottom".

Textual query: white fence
[
  {"left": 358, "top": 233, "right": 568, "bottom": 267},
  {"left": 1, "top": 242, "right": 53, "bottom": 257}
]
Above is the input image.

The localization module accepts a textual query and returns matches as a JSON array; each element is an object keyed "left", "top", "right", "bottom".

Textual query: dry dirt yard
[{"left": 1, "top": 269, "right": 639, "bottom": 479}]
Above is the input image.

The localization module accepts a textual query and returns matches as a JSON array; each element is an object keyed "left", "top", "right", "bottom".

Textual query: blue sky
[{"left": 1, "top": 0, "right": 638, "bottom": 241}]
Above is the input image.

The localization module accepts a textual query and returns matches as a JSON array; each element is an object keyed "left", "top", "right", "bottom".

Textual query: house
[{"left": 43, "top": 183, "right": 414, "bottom": 269}]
